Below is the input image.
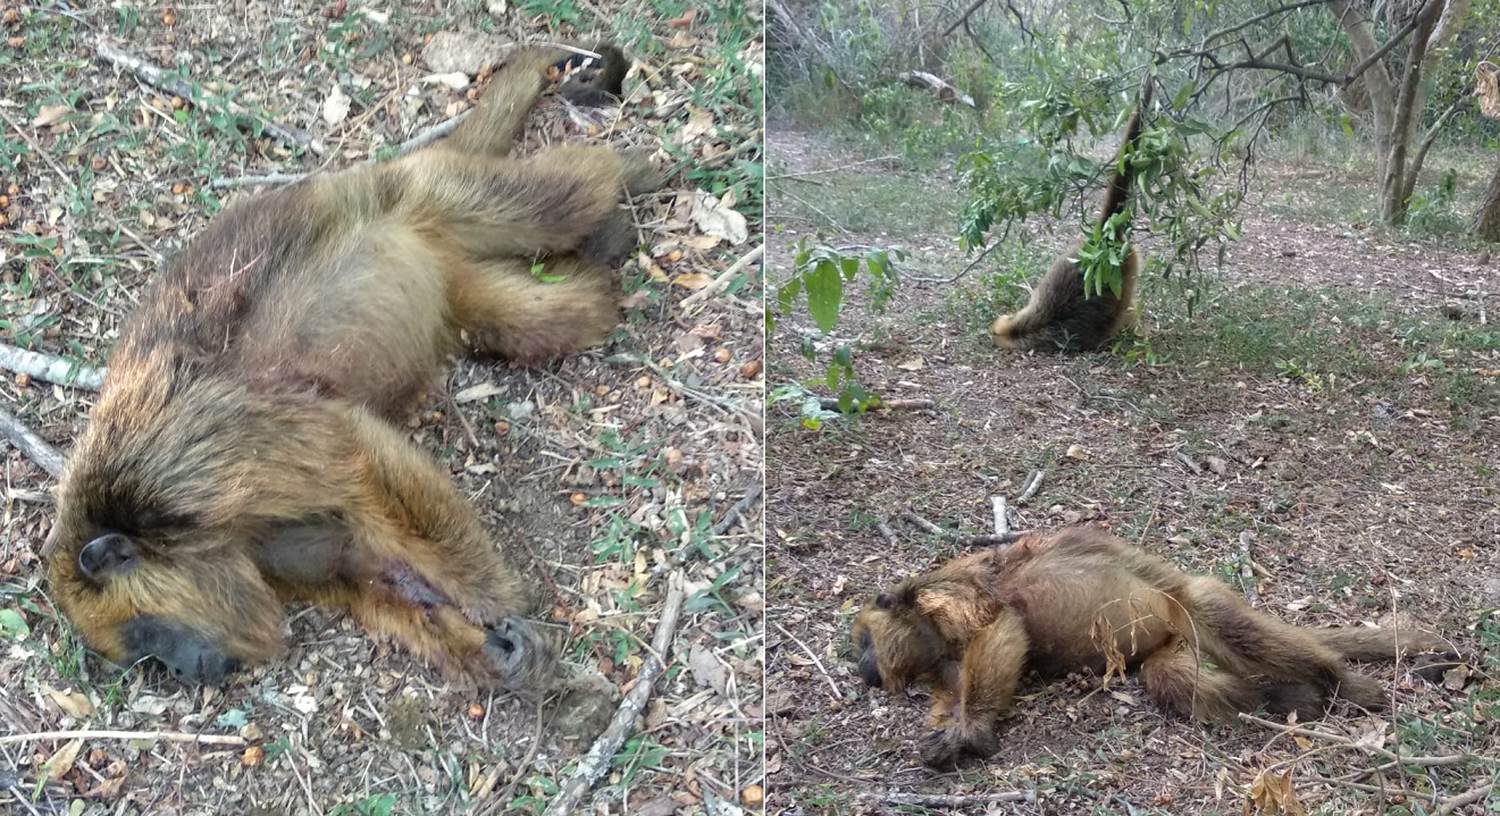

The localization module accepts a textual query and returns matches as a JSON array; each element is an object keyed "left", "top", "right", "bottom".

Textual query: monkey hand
[
  {"left": 484, "top": 616, "right": 560, "bottom": 694},
  {"left": 917, "top": 721, "right": 999, "bottom": 769}
]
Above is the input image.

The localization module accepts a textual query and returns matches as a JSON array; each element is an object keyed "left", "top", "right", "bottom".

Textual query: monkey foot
[
  {"left": 483, "top": 617, "right": 559, "bottom": 693},
  {"left": 917, "top": 724, "right": 996, "bottom": 770}
]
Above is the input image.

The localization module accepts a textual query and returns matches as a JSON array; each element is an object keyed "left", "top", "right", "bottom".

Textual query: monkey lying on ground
[
  {"left": 47, "top": 42, "right": 661, "bottom": 691},
  {"left": 852, "top": 528, "right": 1450, "bottom": 768},
  {"left": 988, "top": 81, "right": 1152, "bottom": 352}
]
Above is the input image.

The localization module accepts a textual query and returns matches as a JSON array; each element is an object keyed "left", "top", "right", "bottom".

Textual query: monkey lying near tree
[
  {"left": 852, "top": 528, "right": 1451, "bottom": 768},
  {"left": 47, "top": 42, "right": 662, "bottom": 691},
  {"left": 988, "top": 81, "right": 1153, "bottom": 352}
]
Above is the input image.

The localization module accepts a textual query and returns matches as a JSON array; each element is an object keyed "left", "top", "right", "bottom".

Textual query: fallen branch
[
  {"left": 710, "top": 483, "right": 763, "bottom": 537},
  {"left": 95, "top": 38, "right": 324, "bottom": 155},
  {"left": 1016, "top": 469, "right": 1045, "bottom": 503},
  {"left": 1239, "top": 713, "right": 1469, "bottom": 766},
  {"left": 1174, "top": 449, "right": 1204, "bottom": 476},
  {"left": 773, "top": 621, "right": 842, "bottom": 702},
  {"left": 818, "top": 398, "right": 935, "bottom": 412},
  {"left": 855, "top": 791, "right": 1038, "bottom": 808},
  {"left": 680, "top": 244, "right": 766, "bottom": 311},
  {"left": 0, "top": 405, "right": 65, "bottom": 478},
  {"left": 901, "top": 512, "right": 1026, "bottom": 546},
  {"left": 0, "top": 729, "right": 244, "bottom": 746},
  {"left": 542, "top": 573, "right": 685, "bottom": 816},
  {"left": 875, "top": 520, "right": 899, "bottom": 545},
  {"left": 765, "top": 155, "right": 899, "bottom": 182},
  {"left": 1438, "top": 782, "right": 1494, "bottom": 815},
  {"left": 0, "top": 343, "right": 105, "bottom": 391},
  {"left": 991, "top": 495, "right": 1008, "bottom": 535},
  {"left": 1238, "top": 532, "right": 1261, "bottom": 606}
]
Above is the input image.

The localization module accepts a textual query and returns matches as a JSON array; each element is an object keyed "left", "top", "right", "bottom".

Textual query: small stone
[{"left": 421, "top": 31, "right": 513, "bottom": 75}]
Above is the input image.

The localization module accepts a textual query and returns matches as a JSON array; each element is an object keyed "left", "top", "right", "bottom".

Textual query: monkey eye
[
  {"left": 875, "top": 592, "right": 897, "bottom": 610},
  {"left": 78, "top": 533, "right": 141, "bottom": 580}
]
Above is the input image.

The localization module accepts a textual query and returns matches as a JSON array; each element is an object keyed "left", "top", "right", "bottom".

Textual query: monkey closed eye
[{"left": 78, "top": 533, "right": 140, "bottom": 581}]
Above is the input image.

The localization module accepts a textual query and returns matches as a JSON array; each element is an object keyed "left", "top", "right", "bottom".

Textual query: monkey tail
[
  {"left": 1096, "top": 77, "right": 1153, "bottom": 238},
  {"left": 1312, "top": 626, "right": 1444, "bottom": 662}
]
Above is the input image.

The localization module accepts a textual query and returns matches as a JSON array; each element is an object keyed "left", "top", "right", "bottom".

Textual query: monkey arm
[{"left": 918, "top": 607, "right": 1030, "bottom": 767}]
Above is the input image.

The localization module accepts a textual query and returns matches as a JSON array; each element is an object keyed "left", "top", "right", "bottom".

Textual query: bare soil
[{"left": 765, "top": 125, "right": 1499, "bottom": 815}]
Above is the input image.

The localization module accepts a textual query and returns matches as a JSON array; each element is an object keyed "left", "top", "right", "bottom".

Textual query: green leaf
[
  {"left": 803, "top": 260, "right": 844, "bottom": 334},
  {"left": 530, "top": 262, "right": 567, "bottom": 283},
  {"left": 0, "top": 608, "right": 28, "bottom": 639}
]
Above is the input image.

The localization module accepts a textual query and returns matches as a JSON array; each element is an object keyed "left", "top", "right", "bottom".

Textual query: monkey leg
[
  {"left": 381, "top": 146, "right": 635, "bottom": 259},
  {"left": 449, "top": 254, "right": 621, "bottom": 364},
  {"left": 917, "top": 609, "right": 1029, "bottom": 769},
  {"left": 1138, "top": 636, "right": 1278, "bottom": 721}
]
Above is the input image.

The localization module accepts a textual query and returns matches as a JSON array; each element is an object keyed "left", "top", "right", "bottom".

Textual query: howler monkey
[
  {"left": 47, "top": 43, "right": 661, "bottom": 690},
  {"left": 852, "top": 528, "right": 1450, "bottom": 768},
  {"left": 988, "top": 80, "right": 1152, "bottom": 352}
]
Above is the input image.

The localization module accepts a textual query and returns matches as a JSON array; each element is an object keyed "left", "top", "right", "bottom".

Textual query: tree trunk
[
  {"left": 1379, "top": 0, "right": 1443, "bottom": 225},
  {"left": 1329, "top": 0, "right": 1398, "bottom": 185},
  {"left": 1473, "top": 146, "right": 1500, "bottom": 242}
]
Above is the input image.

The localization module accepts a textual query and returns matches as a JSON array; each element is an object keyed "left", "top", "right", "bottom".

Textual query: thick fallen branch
[
  {"left": 710, "top": 483, "right": 763, "bottom": 537},
  {"left": 991, "top": 495, "right": 1008, "bottom": 535},
  {"left": 0, "top": 405, "right": 64, "bottom": 478},
  {"left": 1016, "top": 469, "right": 1045, "bottom": 503},
  {"left": 95, "top": 38, "right": 324, "bottom": 155},
  {"left": 1438, "top": 783, "right": 1494, "bottom": 816},
  {"left": 542, "top": 573, "right": 685, "bottom": 816},
  {"left": 0, "top": 729, "right": 244, "bottom": 746},
  {"left": 0, "top": 343, "right": 104, "bottom": 391},
  {"left": 901, "top": 511, "right": 1026, "bottom": 546},
  {"left": 855, "top": 791, "right": 1038, "bottom": 808}
]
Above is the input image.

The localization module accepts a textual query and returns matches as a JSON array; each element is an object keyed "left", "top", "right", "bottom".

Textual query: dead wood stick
[
  {"left": 773, "top": 621, "right": 841, "bottom": 702},
  {"left": 875, "top": 520, "right": 899, "bottom": 545},
  {"left": 710, "top": 482, "right": 763, "bottom": 537},
  {"left": 0, "top": 405, "right": 64, "bottom": 478},
  {"left": 1174, "top": 449, "right": 1204, "bottom": 476},
  {"left": 1016, "top": 469, "right": 1044, "bottom": 503},
  {"left": 0, "top": 343, "right": 104, "bottom": 390},
  {"left": 901, "top": 512, "right": 1025, "bottom": 546},
  {"left": 1239, "top": 714, "right": 1468, "bottom": 766},
  {"left": 765, "top": 155, "right": 899, "bottom": 181},
  {"left": 209, "top": 114, "right": 469, "bottom": 188},
  {"left": 1438, "top": 782, "right": 1494, "bottom": 815},
  {"left": 940, "top": 0, "right": 990, "bottom": 37},
  {"left": 991, "top": 495, "right": 1008, "bottom": 535},
  {"left": 95, "top": 39, "right": 324, "bottom": 155},
  {"left": 818, "top": 398, "right": 935, "bottom": 412},
  {"left": 0, "top": 729, "right": 244, "bottom": 746},
  {"left": 856, "top": 790, "right": 1037, "bottom": 807},
  {"left": 679, "top": 244, "right": 765, "bottom": 310},
  {"left": 1238, "top": 532, "right": 1261, "bottom": 606},
  {"left": 542, "top": 572, "right": 685, "bottom": 816}
]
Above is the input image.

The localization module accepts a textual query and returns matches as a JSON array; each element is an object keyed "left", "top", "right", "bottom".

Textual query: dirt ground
[
  {"left": 0, "top": 3, "right": 763, "bottom": 815},
  {"left": 765, "top": 126, "right": 1500, "bottom": 815}
]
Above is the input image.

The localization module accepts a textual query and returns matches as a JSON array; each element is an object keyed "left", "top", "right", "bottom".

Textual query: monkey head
[{"left": 850, "top": 588, "right": 948, "bottom": 694}]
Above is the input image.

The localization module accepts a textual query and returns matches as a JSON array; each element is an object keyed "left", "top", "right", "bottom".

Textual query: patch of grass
[{"left": 775, "top": 169, "right": 958, "bottom": 237}]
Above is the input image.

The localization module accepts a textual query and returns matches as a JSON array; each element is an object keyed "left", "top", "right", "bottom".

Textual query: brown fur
[
  {"left": 989, "top": 81, "right": 1152, "bottom": 352},
  {"left": 851, "top": 528, "right": 1450, "bottom": 768},
  {"left": 47, "top": 43, "right": 660, "bottom": 691}
]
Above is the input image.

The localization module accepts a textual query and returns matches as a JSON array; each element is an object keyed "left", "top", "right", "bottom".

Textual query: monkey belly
[{"left": 1011, "top": 568, "right": 1178, "bottom": 678}]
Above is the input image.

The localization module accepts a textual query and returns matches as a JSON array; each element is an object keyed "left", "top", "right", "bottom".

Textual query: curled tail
[{"left": 1097, "top": 77, "right": 1153, "bottom": 237}]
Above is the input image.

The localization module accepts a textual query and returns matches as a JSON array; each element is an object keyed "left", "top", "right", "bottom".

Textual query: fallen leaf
[
  {"left": 46, "top": 687, "right": 92, "bottom": 719},
  {"left": 1065, "top": 444, "right": 1089, "bottom": 461},
  {"left": 667, "top": 8, "right": 696, "bottom": 28},
  {"left": 84, "top": 774, "right": 127, "bottom": 800},
  {"left": 1205, "top": 456, "right": 1229, "bottom": 475},
  {"left": 31, "top": 105, "right": 71, "bottom": 128},
  {"left": 678, "top": 108, "right": 714, "bottom": 145},
  {"left": 671, "top": 272, "right": 712, "bottom": 290},
  {"left": 322, "top": 84, "right": 351, "bottom": 126},
  {"left": 688, "top": 642, "right": 728, "bottom": 696},
  {"left": 420, "top": 72, "right": 472, "bottom": 90},
  {"left": 895, "top": 357, "right": 924, "bottom": 371},
  {"left": 453, "top": 382, "right": 504, "bottom": 403},
  {"left": 689, "top": 190, "right": 749, "bottom": 245},
  {"left": 830, "top": 574, "right": 848, "bottom": 595},
  {"left": 43, "top": 738, "right": 82, "bottom": 781}
]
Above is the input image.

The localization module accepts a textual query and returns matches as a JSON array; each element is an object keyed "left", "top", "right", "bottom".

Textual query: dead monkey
[
  {"left": 852, "top": 528, "right": 1451, "bottom": 768},
  {"left": 988, "top": 80, "right": 1153, "bottom": 352},
  {"left": 47, "top": 42, "right": 663, "bottom": 690}
]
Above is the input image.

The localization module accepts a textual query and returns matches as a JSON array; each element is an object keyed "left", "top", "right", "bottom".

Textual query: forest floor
[
  {"left": 0, "top": 3, "right": 763, "bottom": 815},
  {"left": 765, "top": 125, "right": 1500, "bottom": 815}
]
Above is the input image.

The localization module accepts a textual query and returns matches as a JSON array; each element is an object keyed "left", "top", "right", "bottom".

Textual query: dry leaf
[
  {"left": 1065, "top": 444, "right": 1089, "bottom": 461},
  {"left": 420, "top": 72, "right": 471, "bottom": 90},
  {"left": 895, "top": 357, "right": 924, "bottom": 371},
  {"left": 671, "top": 272, "right": 712, "bottom": 290},
  {"left": 453, "top": 382, "right": 504, "bottom": 403},
  {"left": 322, "top": 84, "right": 351, "bottom": 126},
  {"left": 667, "top": 8, "right": 696, "bottom": 28},
  {"left": 689, "top": 190, "right": 749, "bottom": 245},
  {"left": 688, "top": 643, "right": 728, "bottom": 696},
  {"left": 43, "top": 738, "right": 82, "bottom": 781},
  {"left": 46, "top": 687, "right": 93, "bottom": 719},
  {"left": 31, "top": 105, "right": 71, "bottom": 128},
  {"left": 678, "top": 108, "right": 715, "bottom": 145}
]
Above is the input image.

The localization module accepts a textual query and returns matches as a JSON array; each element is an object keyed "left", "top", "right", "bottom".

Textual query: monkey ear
[
  {"left": 78, "top": 533, "right": 140, "bottom": 580},
  {"left": 875, "top": 592, "right": 898, "bottom": 610}
]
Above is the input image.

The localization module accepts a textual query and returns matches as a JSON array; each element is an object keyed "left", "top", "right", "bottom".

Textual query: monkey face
[
  {"left": 851, "top": 591, "right": 943, "bottom": 694},
  {"left": 49, "top": 530, "right": 282, "bottom": 686}
]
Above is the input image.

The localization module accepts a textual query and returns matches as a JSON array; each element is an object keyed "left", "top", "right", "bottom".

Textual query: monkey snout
[
  {"left": 485, "top": 617, "right": 560, "bottom": 693},
  {"left": 858, "top": 651, "right": 883, "bottom": 688}
]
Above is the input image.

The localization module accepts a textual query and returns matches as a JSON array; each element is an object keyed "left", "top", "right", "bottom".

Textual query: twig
[
  {"left": 94, "top": 38, "right": 324, "bottom": 155},
  {"left": 710, "top": 483, "right": 763, "bottom": 537},
  {"left": 855, "top": 791, "right": 1038, "bottom": 807},
  {"left": 1238, "top": 532, "right": 1261, "bottom": 606},
  {"left": 991, "top": 496, "right": 1008, "bottom": 535},
  {"left": 680, "top": 245, "right": 765, "bottom": 311},
  {"left": 1016, "top": 469, "right": 1045, "bottom": 504},
  {"left": 541, "top": 573, "right": 685, "bottom": 816},
  {"left": 765, "top": 155, "right": 899, "bottom": 182},
  {"left": 1438, "top": 782, "right": 1494, "bottom": 815},
  {"left": 0, "top": 108, "right": 74, "bottom": 190},
  {"left": 0, "top": 405, "right": 64, "bottom": 478},
  {"left": 481, "top": 701, "right": 546, "bottom": 815},
  {"left": 900, "top": 512, "right": 1026, "bottom": 546},
  {"left": 0, "top": 729, "right": 244, "bottom": 746},
  {"left": 875, "top": 520, "right": 899, "bottom": 545},
  {"left": 772, "top": 621, "right": 841, "bottom": 702},
  {"left": 818, "top": 398, "right": 935, "bottom": 412},
  {"left": 208, "top": 173, "right": 309, "bottom": 189},
  {"left": 5, "top": 785, "right": 42, "bottom": 816},
  {"left": 1174, "top": 449, "right": 1204, "bottom": 476},
  {"left": 1239, "top": 714, "right": 1470, "bottom": 767},
  {"left": 0, "top": 343, "right": 105, "bottom": 390}
]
